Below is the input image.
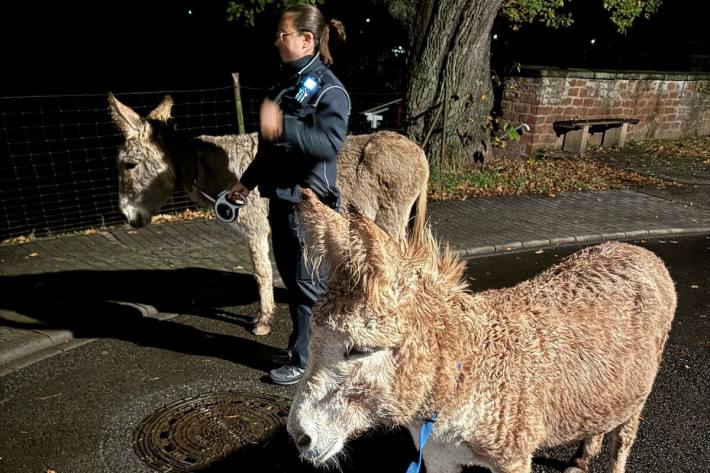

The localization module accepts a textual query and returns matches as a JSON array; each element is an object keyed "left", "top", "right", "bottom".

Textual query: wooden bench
[{"left": 553, "top": 118, "right": 640, "bottom": 154}]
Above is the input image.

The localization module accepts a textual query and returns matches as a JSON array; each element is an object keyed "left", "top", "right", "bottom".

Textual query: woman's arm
[{"left": 281, "top": 87, "right": 349, "bottom": 161}]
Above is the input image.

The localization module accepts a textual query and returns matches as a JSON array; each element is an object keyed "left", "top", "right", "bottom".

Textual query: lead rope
[
  {"left": 184, "top": 138, "right": 217, "bottom": 204},
  {"left": 406, "top": 361, "right": 462, "bottom": 473},
  {"left": 195, "top": 187, "right": 216, "bottom": 203}
]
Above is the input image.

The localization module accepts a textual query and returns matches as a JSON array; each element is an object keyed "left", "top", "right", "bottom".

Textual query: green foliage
[
  {"left": 227, "top": 0, "right": 661, "bottom": 32},
  {"left": 501, "top": 0, "right": 573, "bottom": 30},
  {"left": 603, "top": 0, "right": 662, "bottom": 33},
  {"left": 227, "top": 0, "right": 325, "bottom": 26},
  {"left": 486, "top": 116, "right": 522, "bottom": 149},
  {"left": 500, "top": 0, "right": 662, "bottom": 33}
]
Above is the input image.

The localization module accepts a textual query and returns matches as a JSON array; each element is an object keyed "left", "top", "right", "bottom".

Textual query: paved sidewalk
[{"left": 2, "top": 186, "right": 710, "bottom": 375}]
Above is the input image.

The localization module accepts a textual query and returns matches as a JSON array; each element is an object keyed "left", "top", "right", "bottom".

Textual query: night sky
[{"left": 1, "top": 1, "right": 708, "bottom": 97}]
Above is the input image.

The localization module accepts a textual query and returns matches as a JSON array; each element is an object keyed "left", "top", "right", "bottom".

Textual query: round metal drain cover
[{"left": 133, "top": 391, "right": 290, "bottom": 472}]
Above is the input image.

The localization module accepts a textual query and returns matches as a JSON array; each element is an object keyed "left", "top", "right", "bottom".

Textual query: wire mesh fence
[{"left": 0, "top": 82, "right": 406, "bottom": 242}]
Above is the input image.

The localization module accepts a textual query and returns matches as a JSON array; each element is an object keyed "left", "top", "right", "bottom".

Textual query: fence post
[{"left": 232, "top": 72, "right": 246, "bottom": 135}]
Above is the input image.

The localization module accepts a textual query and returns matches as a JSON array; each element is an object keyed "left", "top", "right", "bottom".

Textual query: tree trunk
[{"left": 394, "top": 0, "right": 502, "bottom": 169}]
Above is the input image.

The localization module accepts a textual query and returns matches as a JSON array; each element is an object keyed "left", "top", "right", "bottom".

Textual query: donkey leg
[
  {"left": 565, "top": 434, "right": 604, "bottom": 473},
  {"left": 248, "top": 232, "right": 275, "bottom": 336},
  {"left": 606, "top": 412, "right": 641, "bottom": 473}
]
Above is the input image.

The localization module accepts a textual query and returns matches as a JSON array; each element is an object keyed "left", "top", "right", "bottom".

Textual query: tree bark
[{"left": 386, "top": 0, "right": 503, "bottom": 168}]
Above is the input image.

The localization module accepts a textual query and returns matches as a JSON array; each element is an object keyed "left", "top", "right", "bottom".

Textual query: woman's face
[{"left": 275, "top": 14, "right": 314, "bottom": 63}]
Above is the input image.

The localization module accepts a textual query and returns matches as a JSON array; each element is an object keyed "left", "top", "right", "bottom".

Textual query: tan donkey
[
  {"left": 288, "top": 189, "right": 677, "bottom": 473},
  {"left": 108, "top": 94, "right": 428, "bottom": 335}
]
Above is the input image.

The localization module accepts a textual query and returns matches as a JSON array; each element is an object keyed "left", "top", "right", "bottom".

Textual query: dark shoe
[
  {"left": 270, "top": 364, "right": 305, "bottom": 385},
  {"left": 271, "top": 349, "right": 293, "bottom": 365}
]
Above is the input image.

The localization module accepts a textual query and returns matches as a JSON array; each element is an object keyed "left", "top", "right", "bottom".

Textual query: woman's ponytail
[
  {"left": 319, "top": 19, "right": 346, "bottom": 65},
  {"left": 284, "top": 4, "right": 346, "bottom": 65}
]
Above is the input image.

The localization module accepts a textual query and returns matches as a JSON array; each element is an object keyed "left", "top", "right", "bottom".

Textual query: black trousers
[{"left": 269, "top": 200, "right": 327, "bottom": 369}]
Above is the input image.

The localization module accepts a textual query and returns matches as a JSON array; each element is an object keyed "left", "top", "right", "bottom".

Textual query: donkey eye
[
  {"left": 343, "top": 346, "right": 376, "bottom": 360},
  {"left": 124, "top": 161, "right": 138, "bottom": 171}
]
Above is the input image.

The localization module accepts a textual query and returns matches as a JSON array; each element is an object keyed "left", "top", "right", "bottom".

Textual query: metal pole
[
  {"left": 421, "top": 104, "right": 444, "bottom": 150},
  {"left": 232, "top": 72, "right": 246, "bottom": 135},
  {"left": 440, "top": 81, "right": 448, "bottom": 167}
]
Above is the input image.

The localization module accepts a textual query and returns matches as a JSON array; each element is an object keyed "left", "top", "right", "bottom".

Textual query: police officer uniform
[{"left": 240, "top": 53, "right": 350, "bottom": 375}]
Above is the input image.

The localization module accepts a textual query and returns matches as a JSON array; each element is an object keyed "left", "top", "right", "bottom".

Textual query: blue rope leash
[
  {"left": 406, "top": 362, "right": 462, "bottom": 473},
  {"left": 406, "top": 414, "right": 438, "bottom": 473}
]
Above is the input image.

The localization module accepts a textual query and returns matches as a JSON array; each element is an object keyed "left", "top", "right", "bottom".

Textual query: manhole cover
[{"left": 133, "top": 391, "right": 291, "bottom": 472}]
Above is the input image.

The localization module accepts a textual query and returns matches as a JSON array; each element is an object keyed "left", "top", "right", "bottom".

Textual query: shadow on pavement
[
  {"left": 193, "top": 426, "right": 565, "bottom": 473},
  {"left": 195, "top": 427, "right": 429, "bottom": 473},
  {"left": 0, "top": 267, "right": 288, "bottom": 371}
]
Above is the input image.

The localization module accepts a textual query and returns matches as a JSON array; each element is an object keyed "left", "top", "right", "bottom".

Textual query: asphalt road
[{"left": 1, "top": 236, "right": 708, "bottom": 473}]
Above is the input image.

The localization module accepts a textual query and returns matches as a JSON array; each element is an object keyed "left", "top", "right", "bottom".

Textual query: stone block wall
[{"left": 500, "top": 67, "right": 710, "bottom": 157}]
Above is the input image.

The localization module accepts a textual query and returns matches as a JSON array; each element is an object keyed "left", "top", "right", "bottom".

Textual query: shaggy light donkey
[
  {"left": 288, "top": 189, "right": 676, "bottom": 473},
  {"left": 108, "top": 94, "right": 428, "bottom": 335}
]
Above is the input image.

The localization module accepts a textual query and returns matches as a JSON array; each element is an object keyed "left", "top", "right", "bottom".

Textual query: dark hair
[{"left": 283, "top": 4, "right": 346, "bottom": 65}]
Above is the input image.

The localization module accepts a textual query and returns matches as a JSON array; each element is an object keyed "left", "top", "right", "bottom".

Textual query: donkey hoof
[
  {"left": 563, "top": 468, "right": 585, "bottom": 473},
  {"left": 252, "top": 324, "right": 271, "bottom": 336}
]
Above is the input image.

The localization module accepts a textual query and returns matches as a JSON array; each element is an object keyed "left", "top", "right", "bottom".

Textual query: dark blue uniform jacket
[{"left": 240, "top": 54, "right": 350, "bottom": 205}]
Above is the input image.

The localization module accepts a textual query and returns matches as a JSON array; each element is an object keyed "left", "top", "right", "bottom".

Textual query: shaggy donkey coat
[
  {"left": 288, "top": 189, "right": 676, "bottom": 473},
  {"left": 108, "top": 94, "right": 428, "bottom": 335}
]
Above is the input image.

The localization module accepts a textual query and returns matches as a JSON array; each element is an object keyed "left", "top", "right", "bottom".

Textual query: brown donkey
[
  {"left": 108, "top": 94, "right": 428, "bottom": 335},
  {"left": 288, "top": 189, "right": 676, "bottom": 473}
]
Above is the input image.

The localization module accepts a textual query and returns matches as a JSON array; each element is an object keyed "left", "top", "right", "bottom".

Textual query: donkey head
[
  {"left": 287, "top": 189, "right": 467, "bottom": 467},
  {"left": 108, "top": 93, "right": 175, "bottom": 227}
]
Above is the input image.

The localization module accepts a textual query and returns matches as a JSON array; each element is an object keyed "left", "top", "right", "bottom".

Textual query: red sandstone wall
[{"left": 500, "top": 68, "right": 710, "bottom": 157}]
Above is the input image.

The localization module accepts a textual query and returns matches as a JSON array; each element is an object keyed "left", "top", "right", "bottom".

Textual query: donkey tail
[{"left": 409, "top": 179, "right": 428, "bottom": 243}]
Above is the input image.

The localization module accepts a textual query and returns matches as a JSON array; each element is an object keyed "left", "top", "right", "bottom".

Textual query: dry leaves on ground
[
  {"left": 152, "top": 208, "right": 213, "bottom": 224},
  {"left": 1, "top": 234, "right": 36, "bottom": 246},
  {"left": 627, "top": 135, "right": 710, "bottom": 160},
  {"left": 428, "top": 157, "right": 665, "bottom": 201}
]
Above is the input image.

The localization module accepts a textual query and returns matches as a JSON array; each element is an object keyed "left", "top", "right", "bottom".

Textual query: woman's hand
[
  {"left": 228, "top": 181, "right": 250, "bottom": 202},
  {"left": 260, "top": 99, "right": 283, "bottom": 141}
]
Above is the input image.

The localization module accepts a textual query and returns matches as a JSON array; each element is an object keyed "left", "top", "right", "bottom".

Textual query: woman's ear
[{"left": 303, "top": 31, "right": 314, "bottom": 50}]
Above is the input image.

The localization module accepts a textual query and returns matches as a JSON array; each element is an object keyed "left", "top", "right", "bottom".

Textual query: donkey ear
[
  {"left": 298, "top": 188, "right": 351, "bottom": 274},
  {"left": 108, "top": 93, "right": 144, "bottom": 138},
  {"left": 299, "top": 189, "right": 397, "bottom": 289},
  {"left": 147, "top": 95, "right": 173, "bottom": 122},
  {"left": 346, "top": 203, "right": 398, "bottom": 279}
]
